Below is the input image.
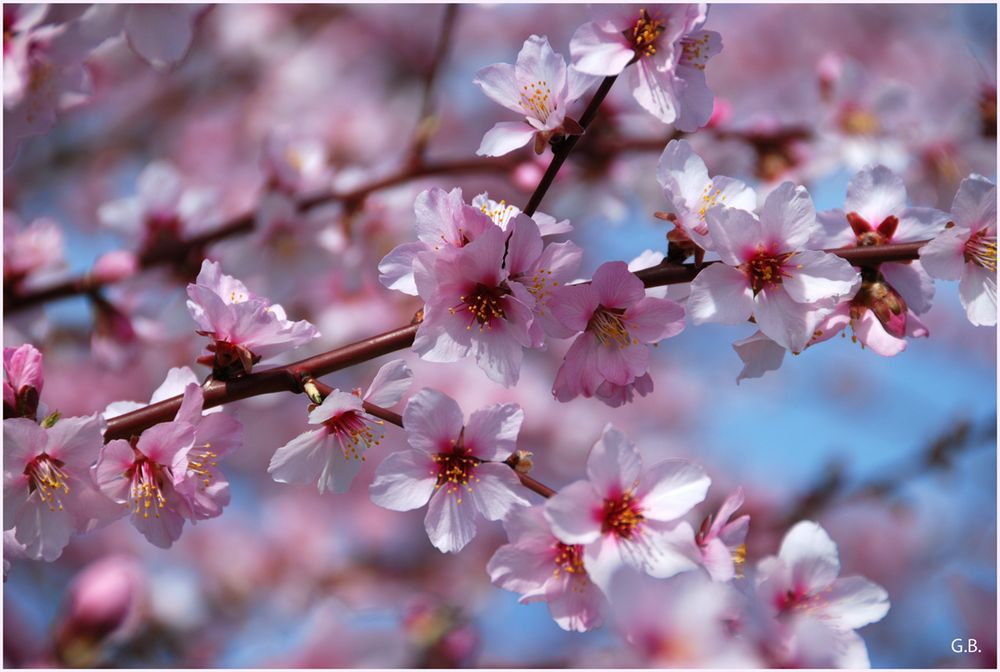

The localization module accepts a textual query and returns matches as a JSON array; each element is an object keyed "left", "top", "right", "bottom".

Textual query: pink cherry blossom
[
  {"left": 471, "top": 192, "right": 572, "bottom": 237},
  {"left": 687, "top": 182, "right": 860, "bottom": 352},
  {"left": 3, "top": 212, "right": 65, "bottom": 289},
  {"left": 93, "top": 421, "right": 197, "bottom": 549},
  {"left": 261, "top": 127, "right": 329, "bottom": 194},
  {"left": 570, "top": 4, "right": 721, "bottom": 130},
  {"left": 657, "top": 138, "right": 756, "bottom": 252},
  {"left": 269, "top": 359, "right": 413, "bottom": 494},
  {"left": 487, "top": 504, "right": 606, "bottom": 632},
  {"left": 814, "top": 164, "right": 947, "bottom": 317},
  {"left": 694, "top": 488, "right": 749, "bottom": 582},
  {"left": 544, "top": 424, "right": 709, "bottom": 592},
  {"left": 378, "top": 187, "right": 493, "bottom": 295},
  {"left": 607, "top": 568, "right": 760, "bottom": 667},
  {"left": 369, "top": 388, "right": 529, "bottom": 553},
  {"left": 754, "top": 521, "right": 890, "bottom": 667},
  {"left": 3, "top": 343, "right": 44, "bottom": 419},
  {"left": 186, "top": 259, "right": 319, "bottom": 377},
  {"left": 411, "top": 221, "right": 537, "bottom": 386},
  {"left": 921, "top": 175, "right": 997, "bottom": 326},
  {"left": 97, "top": 161, "right": 218, "bottom": 251},
  {"left": 807, "top": 288, "right": 930, "bottom": 357},
  {"left": 3, "top": 4, "right": 49, "bottom": 106},
  {"left": 551, "top": 261, "right": 685, "bottom": 404},
  {"left": 475, "top": 35, "right": 593, "bottom": 156},
  {"left": 104, "top": 369, "right": 243, "bottom": 522},
  {"left": 3, "top": 415, "right": 109, "bottom": 561}
]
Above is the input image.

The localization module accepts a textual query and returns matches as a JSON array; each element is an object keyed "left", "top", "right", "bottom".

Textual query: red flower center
[
  {"left": 24, "top": 454, "right": 70, "bottom": 512},
  {"left": 744, "top": 249, "right": 793, "bottom": 294},
  {"left": 452, "top": 283, "right": 507, "bottom": 330},
  {"left": 601, "top": 490, "right": 644, "bottom": 539},
  {"left": 433, "top": 448, "right": 480, "bottom": 501}
]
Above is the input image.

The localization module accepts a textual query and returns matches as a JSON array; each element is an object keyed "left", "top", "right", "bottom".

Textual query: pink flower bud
[
  {"left": 3, "top": 343, "right": 43, "bottom": 419},
  {"left": 91, "top": 250, "right": 139, "bottom": 284},
  {"left": 55, "top": 556, "right": 145, "bottom": 666}
]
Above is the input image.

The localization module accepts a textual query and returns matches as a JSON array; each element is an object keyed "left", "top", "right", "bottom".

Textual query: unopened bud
[{"left": 512, "top": 450, "right": 534, "bottom": 474}]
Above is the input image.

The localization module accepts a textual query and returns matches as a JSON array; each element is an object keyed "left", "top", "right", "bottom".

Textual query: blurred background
[{"left": 3, "top": 4, "right": 996, "bottom": 668}]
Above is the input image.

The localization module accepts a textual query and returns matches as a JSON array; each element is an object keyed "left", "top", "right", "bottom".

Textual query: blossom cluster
[{"left": 4, "top": 346, "right": 244, "bottom": 558}]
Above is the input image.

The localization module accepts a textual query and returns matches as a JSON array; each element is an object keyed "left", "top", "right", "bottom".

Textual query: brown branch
[{"left": 5, "top": 157, "right": 517, "bottom": 314}]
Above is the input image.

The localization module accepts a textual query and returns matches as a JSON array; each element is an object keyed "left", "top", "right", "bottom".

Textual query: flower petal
[{"left": 369, "top": 449, "right": 437, "bottom": 511}]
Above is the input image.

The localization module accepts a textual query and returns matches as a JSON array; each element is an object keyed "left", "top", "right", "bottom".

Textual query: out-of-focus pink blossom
[
  {"left": 921, "top": 174, "right": 997, "bottom": 326},
  {"left": 657, "top": 138, "right": 756, "bottom": 251},
  {"left": 570, "top": 4, "right": 720, "bottom": 130},
  {"left": 3, "top": 343, "right": 44, "bottom": 419},
  {"left": 261, "top": 127, "right": 329, "bottom": 194},
  {"left": 754, "top": 521, "right": 890, "bottom": 667},
  {"left": 91, "top": 250, "right": 139, "bottom": 284},
  {"left": 186, "top": 259, "right": 319, "bottom": 377},
  {"left": 55, "top": 555, "right": 145, "bottom": 666},
  {"left": 3, "top": 415, "right": 109, "bottom": 561},
  {"left": 688, "top": 183, "right": 860, "bottom": 352},
  {"left": 694, "top": 488, "right": 749, "bottom": 582},
  {"left": 269, "top": 359, "right": 412, "bottom": 493},
  {"left": 487, "top": 504, "right": 606, "bottom": 632},
  {"left": 369, "top": 388, "right": 529, "bottom": 553},
  {"left": 551, "top": 261, "right": 684, "bottom": 404},
  {"left": 121, "top": 5, "right": 205, "bottom": 70},
  {"left": 3, "top": 212, "right": 65, "bottom": 288},
  {"left": 608, "top": 568, "right": 760, "bottom": 666},
  {"left": 544, "top": 424, "right": 709, "bottom": 592},
  {"left": 97, "top": 161, "right": 217, "bottom": 251},
  {"left": 475, "top": 35, "right": 592, "bottom": 156}
]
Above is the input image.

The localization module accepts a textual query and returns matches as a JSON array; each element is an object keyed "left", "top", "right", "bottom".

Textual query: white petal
[
  {"left": 476, "top": 122, "right": 536, "bottom": 157},
  {"left": 783, "top": 251, "right": 859, "bottom": 304},
  {"left": 424, "top": 488, "right": 478, "bottom": 553}
]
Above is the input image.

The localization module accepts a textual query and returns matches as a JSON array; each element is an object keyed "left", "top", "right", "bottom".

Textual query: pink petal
[
  {"left": 951, "top": 175, "right": 996, "bottom": 231},
  {"left": 363, "top": 359, "right": 413, "bottom": 408},
  {"left": 753, "top": 288, "right": 815, "bottom": 352},
  {"left": 3, "top": 418, "right": 47, "bottom": 467},
  {"left": 759, "top": 182, "right": 816, "bottom": 251},
  {"left": 13, "top": 496, "right": 75, "bottom": 562},
  {"left": 569, "top": 22, "right": 634, "bottom": 76},
  {"left": 550, "top": 284, "right": 600, "bottom": 333},
  {"left": 378, "top": 241, "right": 426, "bottom": 295},
  {"left": 402, "top": 388, "right": 464, "bottom": 454},
  {"left": 630, "top": 59, "right": 678, "bottom": 124},
  {"left": 544, "top": 480, "right": 603, "bottom": 544},
  {"left": 42, "top": 415, "right": 103, "bottom": 472},
  {"left": 880, "top": 261, "right": 935, "bottom": 314},
  {"left": 854, "top": 310, "right": 907, "bottom": 356},
  {"left": 94, "top": 440, "right": 138, "bottom": 503},
  {"left": 369, "top": 449, "right": 438, "bottom": 511},
  {"left": 960, "top": 263, "right": 997, "bottom": 327},
  {"left": 595, "top": 340, "right": 648, "bottom": 385},
  {"left": 476, "top": 122, "right": 536, "bottom": 157},
  {"left": 705, "top": 207, "right": 763, "bottom": 266},
  {"left": 586, "top": 424, "right": 641, "bottom": 497},
  {"left": 424, "top": 488, "right": 478, "bottom": 553},
  {"left": 136, "top": 422, "right": 195, "bottom": 466},
  {"left": 625, "top": 296, "right": 685, "bottom": 343},
  {"left": 687, "top": 263, "right": 754, "bottom": 325},
  {"left": 919, "top": 228, "right": 966, "bottom": 281},
  {"left": 464, "top": 403, "right": 523, "bottom": 461},
  {"left": 125, "top": 5, "right": 202, "bottom": 70},
  {"left": 591, "top": 261, "right": 645, "bottom": 309},
  {"left": 468, "top": 462, "right": 529, "bottom": 521},
  {"left": 779, "top": 521, "right": 841, "bottom": 595},
  {"left": 822, "top": 575, "right": 890, "bottom": 630},
  {"left": 733, "top": 331, "right": 786, "bottom": 383},
  {"left": 845, "top": 165, "right": 907, "bottom": 225},
  {"left": 635, "top": 459, "right": 710, "bottom": 521},
  {"left": 267, "top": 428, "right": 330, "bottom": 487},
  {"left": 473, "top": 62, "right": 521, "bottom": 113},
  {"left": 783, "top": 251, "right": 859, "bottom": 304}
]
